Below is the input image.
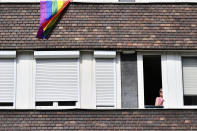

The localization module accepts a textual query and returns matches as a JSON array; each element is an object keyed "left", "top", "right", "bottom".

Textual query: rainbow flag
[{"left": 37, "top": 0, "right": 71, "bottom": 39}]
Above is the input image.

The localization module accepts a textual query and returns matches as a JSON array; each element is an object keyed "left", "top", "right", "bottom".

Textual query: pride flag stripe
[
  {"left": 46, "top": 1, "right": 52, "bottom": 20},
  {"left": 37, "top": 0, "right": 71, "bottom": 39},
  {"left": 43, "top": 0, "right": 69, "bottom": 31},
  {"left": 52, "top": 0, "right": 58, "bottom": 16},
  {"left": 58, "top": 0, "right": 64, "bottom": 10},
  {"left": 40, "top": 1, "right": 46, "bottom": 25}
]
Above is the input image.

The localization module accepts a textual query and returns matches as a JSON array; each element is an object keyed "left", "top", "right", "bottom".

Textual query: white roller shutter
[
  {"left": 95, "top": 58, "right": 116, "bottom": 107},
  {"left": 0, "top": 59, "right": 15, "bottom": 103},
  {"left": 182, "top": 57, "right": 197, "bottom": 95},
  {"left": 35, "top": 59, "right": 79, "bottom": 102}
]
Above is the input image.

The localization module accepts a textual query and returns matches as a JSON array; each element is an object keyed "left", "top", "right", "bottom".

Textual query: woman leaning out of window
[{"left": 155, "top": 88, "right": 164, "bottom": 107}]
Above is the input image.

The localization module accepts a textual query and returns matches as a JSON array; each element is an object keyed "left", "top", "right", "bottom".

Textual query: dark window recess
[
  {"left": 119, "top": 0, "right": 135, "bottom": 2},
  {"left": 0, "top": 102, "right": 13, "bottom": 106},
  {"left": 36, "top": 102, "right": 53, "bottom": 106},
  {"left": 143, "top": 55, "right": 163, "bottom": 107},
  {"left": 58, "top": 101, "right": 76, "bottom": 106},
  {"left": 184, "top": 96, "right": 197, "bottom": 105}
]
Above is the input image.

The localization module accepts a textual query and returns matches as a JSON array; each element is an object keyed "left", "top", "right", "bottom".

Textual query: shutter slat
[
  {"left": 36, "top": 71, "right": 78, "bottom": 73},
  {"left": 95, "top": 59, "right": 116, "bottom": 107},
  {"left": 183, "top": 57, "right": 197, "bottom": 95},
  {"left": 36, "top": 77, "right": 77, "bottom": 79},
  {"left": 36, "top": 84, "right": 78, "bottom": 87},
  {"left": 0, "top": 59, "right": 15, "bottom": 102},
  {"left": 36, "top": 80, "right": 78, "bottom": 83},
  {"left": 36, "top": 59, "right": 79, "bottom": 102}
]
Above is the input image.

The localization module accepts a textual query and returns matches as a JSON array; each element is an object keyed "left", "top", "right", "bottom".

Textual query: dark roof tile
[{"left": 0, "top": 3, "right": 197, "bottom": 50}]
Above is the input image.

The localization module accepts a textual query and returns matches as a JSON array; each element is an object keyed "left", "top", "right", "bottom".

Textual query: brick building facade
[{"left": 1, "top": 2, "right": 197, "bottom": 130}]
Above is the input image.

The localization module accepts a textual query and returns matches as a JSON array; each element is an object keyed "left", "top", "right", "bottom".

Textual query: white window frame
[
  {"left": 180, "top": 52, "right": 197, "bottom": 109},
  {"left": 0, "top": 51, "right": 16, "bottom": 109},
  {"left": 34, "top": 51, "right": 80, "bottom": 109},
  {"left": 137, "top": 52, "right": 168, "bottom": 109},
  {"left": 93, "top": 51, "right": 121, "bottom": 109},
  {"left": 137, "top": 51, "right": 197, "bottom": 109}
]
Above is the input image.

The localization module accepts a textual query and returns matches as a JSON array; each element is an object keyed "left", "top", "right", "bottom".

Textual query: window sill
[
  {"left": 0, "top": 107, "right": 15, "bottom": 109},
  {"left": 35, "top": 106, "right": 79, "bottom": 110},
  {"left": 145, "top": 105, "right": 164, "bottom": 108}
]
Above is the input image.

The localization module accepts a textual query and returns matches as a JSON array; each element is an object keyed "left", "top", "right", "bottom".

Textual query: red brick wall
[{"left": 0, "top": 109, "right": 196, "bottom": 130}]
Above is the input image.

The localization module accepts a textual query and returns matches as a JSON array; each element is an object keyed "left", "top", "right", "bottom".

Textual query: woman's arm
[{"left": 155, "top": 97, "right": 159, "bottom": 106}]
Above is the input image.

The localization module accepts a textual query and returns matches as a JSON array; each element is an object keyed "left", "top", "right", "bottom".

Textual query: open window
[
  {"left": 143, "top": 55, "right": 163, "bottom": 108},
  {"left": 34, "top": 51, "right": 80, "bottom": 109}
]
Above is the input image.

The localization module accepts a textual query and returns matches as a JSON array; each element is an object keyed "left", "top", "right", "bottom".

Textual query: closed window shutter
[
  {"left": 0, "top": 59, "right": 15, "bottom": 102},
  {"left": 182, "top": 57, "right": 197, "bottom": 95},
  {"left": 95, "top": 58, "right": 116, "bottom": 107},
  {"left": 35, "top": 59, "right": 79, "bottom": 102}
]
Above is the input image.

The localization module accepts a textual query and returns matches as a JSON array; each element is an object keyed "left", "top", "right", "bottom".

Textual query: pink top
[{"left": 157, "top": 97, "right": 163, "bottom": 106}]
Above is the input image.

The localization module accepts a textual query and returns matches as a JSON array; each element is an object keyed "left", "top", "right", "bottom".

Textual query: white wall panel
[
  {"left": 80, "top": 52, "right": 95, "bottom": 108},
  {"left": 137, "top": 53, "right": 144, "bottom": 109},
  {"left": 116, "top": 54, "right": 121, "bottom": 109},
  {"left": 162, "top": 53, "right": 183, "bottom": 108},
  {"left": 16, "top": 52, "right": 34, "bottom": 109}
]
